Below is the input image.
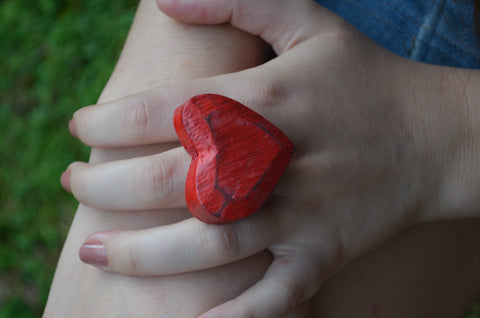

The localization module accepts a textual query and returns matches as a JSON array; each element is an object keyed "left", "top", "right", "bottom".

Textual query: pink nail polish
[
  {"left": 69, "top": 118, "right": 78, "bottom": 138},
  {"left": 79, "top": 239, "right": 108, "bottom": 266}
]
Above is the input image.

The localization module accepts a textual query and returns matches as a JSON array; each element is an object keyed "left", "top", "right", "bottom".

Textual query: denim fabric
[{"left": 314, "top": 0, "right": 480, "bottom": 68}]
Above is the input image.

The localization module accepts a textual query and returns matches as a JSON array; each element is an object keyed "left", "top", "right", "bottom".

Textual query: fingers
[
  {"left": 65, "top": 147, "right": 190, "bottom": 211},
  {"left": 77, "top": 195, "right": 323, "bottom": 317},
  {"left": 79, "top": 214, "right": 278, "bottom": 275},
  {"left": 199, "top": 252, "right": 323, "bottom": 318},
  {"left": 71, "top": 88, "right": 180, "bottom": 147},
  {"left": 70, "top": 70, "right": 289, "bottom": 148},
  {"left": 156, "top": 0, "right": 336, "bottom": 54}
]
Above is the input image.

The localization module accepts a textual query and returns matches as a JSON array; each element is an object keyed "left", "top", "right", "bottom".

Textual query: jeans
[{"left": 315, "top": 0, "right": 480, "bottom": 68}]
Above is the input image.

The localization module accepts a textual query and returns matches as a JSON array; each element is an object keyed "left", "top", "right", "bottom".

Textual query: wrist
[
  {"left": 437, "top": 68, "right": 480, "bottom": 219},
  {"left": 401, "top": 61, "right": 480, "bottom": 221}
]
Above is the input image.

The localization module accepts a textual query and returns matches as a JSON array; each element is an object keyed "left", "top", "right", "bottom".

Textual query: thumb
[{"left": 156, "top": 0, "right": 338, "bottom": 54}]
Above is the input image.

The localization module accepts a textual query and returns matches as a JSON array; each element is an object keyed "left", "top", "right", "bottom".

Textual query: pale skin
[
  {"left": 48, "top": 0, "right": 480, "bottom": 317},
  {"left": 44, "top": 0, "right": 286, "bottom": 317}
]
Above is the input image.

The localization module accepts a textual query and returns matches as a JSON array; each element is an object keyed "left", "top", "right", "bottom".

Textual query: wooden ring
[{"left": 174, "top": 94, "right": 295, "bottom": 224}]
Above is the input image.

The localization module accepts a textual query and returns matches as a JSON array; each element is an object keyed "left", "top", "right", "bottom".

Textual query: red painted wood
[{"left": 174, "top": 94, "right": 295, "bottom": 224}]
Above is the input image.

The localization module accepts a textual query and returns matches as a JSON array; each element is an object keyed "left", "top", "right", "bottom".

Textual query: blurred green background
[
  {"left": 0, "top": 0, "right": 479, "bottom": 317},
  {"left": 0, "top": 0, "right": 136, "bottom": 316}
]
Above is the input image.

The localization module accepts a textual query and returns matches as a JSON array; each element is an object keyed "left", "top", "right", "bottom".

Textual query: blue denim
[{"left": 314, "top": 0, "right": 480, "bottom": 68}]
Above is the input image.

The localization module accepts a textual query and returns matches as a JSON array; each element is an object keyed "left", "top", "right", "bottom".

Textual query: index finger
[
  {"left": 71, "top": 86, "right": 181, "bottom": 148},
  {"left": 70, "top": 70, "right": 275, "bottom": 148}
]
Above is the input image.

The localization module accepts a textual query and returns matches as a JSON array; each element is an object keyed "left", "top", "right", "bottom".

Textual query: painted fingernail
[
  {"left": 79, "top": 237, "right": 108, "bottom": 267},
  {"left": 69, "top": 118, "right": 78, "bottom": 138},
  {"left": 60, "top": 168, "right": 71, "bottom": 193}
]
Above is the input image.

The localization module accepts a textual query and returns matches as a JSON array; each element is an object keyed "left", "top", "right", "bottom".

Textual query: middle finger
[{"left": 66, "top": 147, "right": 189, "bottom": 211}]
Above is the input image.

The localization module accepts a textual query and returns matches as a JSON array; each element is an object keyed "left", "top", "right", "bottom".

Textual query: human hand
[
  {"left": 63, "top": 0, "right": 472, "bottom": 317},
  {"left": 45, "top": 1, "right": 282, "bottom": 317}
]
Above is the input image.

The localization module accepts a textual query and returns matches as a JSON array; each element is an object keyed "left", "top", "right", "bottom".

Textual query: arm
[
  {"left": 44, "top": 1, "right": 276, "bottom": 317},
  {"left": 59, "top": 0, "right": 480, "bottom": 317}
]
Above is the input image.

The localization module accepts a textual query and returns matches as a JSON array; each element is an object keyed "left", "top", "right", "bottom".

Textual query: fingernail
[
  {"left": 79, "top": 237, "right": 108, "bottom": 267},
  {"left": 60, "top": 162, "right": 82, "bottom": 193},
  {"left": 60, "top": 168, "right": 71, "bottom": 193},
  {"left": 69, "top": 118, "right": 78, "bottom": 138}
]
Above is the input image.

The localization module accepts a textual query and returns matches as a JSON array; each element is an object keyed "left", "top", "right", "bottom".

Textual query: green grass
[
  {"left": 0, "top": 0, "right": 137, "bottom": 316},
  {"left": 0, "top": 0, "right": 479, "bottom": 317},
  {"left": 465, "top": 303, "right": 480, "bottom": 318}
]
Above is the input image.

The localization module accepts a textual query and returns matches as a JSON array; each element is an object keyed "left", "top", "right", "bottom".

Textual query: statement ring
[{"left": 174, "top": 94, "right": 295, "bottom": 224}]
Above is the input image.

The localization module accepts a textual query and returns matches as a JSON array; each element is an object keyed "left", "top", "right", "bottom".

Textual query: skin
[
  {"left": 50, "top": 0, "right": 480, "bottom": 317},
  {"left": 44, "top": 0, "right": 303, "bottom": 317}
]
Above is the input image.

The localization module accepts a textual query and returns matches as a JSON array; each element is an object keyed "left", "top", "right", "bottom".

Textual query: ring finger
[{"left": 79, "top": 208, "right": 281, "bottom": 275}]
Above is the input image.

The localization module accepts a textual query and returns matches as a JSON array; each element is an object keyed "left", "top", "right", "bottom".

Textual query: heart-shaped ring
[{"left": 174, "top": 94, "right": 295, "bottom": 224}]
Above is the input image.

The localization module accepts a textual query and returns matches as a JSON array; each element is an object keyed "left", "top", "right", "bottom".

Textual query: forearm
[
  {"left": 45, "top": 1, "right": 272, "bottom": 317},
  {"left": 98, "top": 1, "right": 270, "bottom": 102}
]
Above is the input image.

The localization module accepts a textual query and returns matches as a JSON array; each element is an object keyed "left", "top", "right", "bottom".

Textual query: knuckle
[
  {"left": 126, "top": 239, "right": 144, "bottom": 275},
  {"left": 280, "top": 278, "right": 305, "bottom": 310},
  {"left": 134, "top": 156, "right": 179, "bottom": 206},
  {"left": 201, "top": 224, "right": 241, "bottom": 262},
  {"left": 237, "top": 304, "right": 256, "bottom": 318},
  {"left": 248, "top": 67, "right": 283, "bottom": 111},
  {"left": 238, "top": 305, "right": 256, "bottom": 318},
  {"left": 235, "top": 67, "right": 285, "bottom": 122},
  {"left": 137, "top": 158, "right": 168, "bottom": 197},
  {"left": 318, "top": 24, "right": 359, "bottom": 55},
  {"left": 134, "top": 152, "right": 186, "bottom": 206},
  {"left": 126, "top": 98, "right": 150, "bottom": 134}
]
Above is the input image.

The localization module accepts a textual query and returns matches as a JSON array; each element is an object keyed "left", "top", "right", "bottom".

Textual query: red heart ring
[{"left": 174, "top": 94, "right": 295, "bottom": 224}]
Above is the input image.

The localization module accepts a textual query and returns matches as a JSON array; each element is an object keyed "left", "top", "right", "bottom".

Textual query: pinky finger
[{"left": 198, "top": 253, "right": 323, "bottom": 318}]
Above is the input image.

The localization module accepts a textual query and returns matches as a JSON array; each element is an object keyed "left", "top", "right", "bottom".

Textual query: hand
[
  {"left": 63, "top": 0, "right": 470, "bottom": 317},
  {"left": 45, "top": 1, "right": 281, "bottom": 317}
]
